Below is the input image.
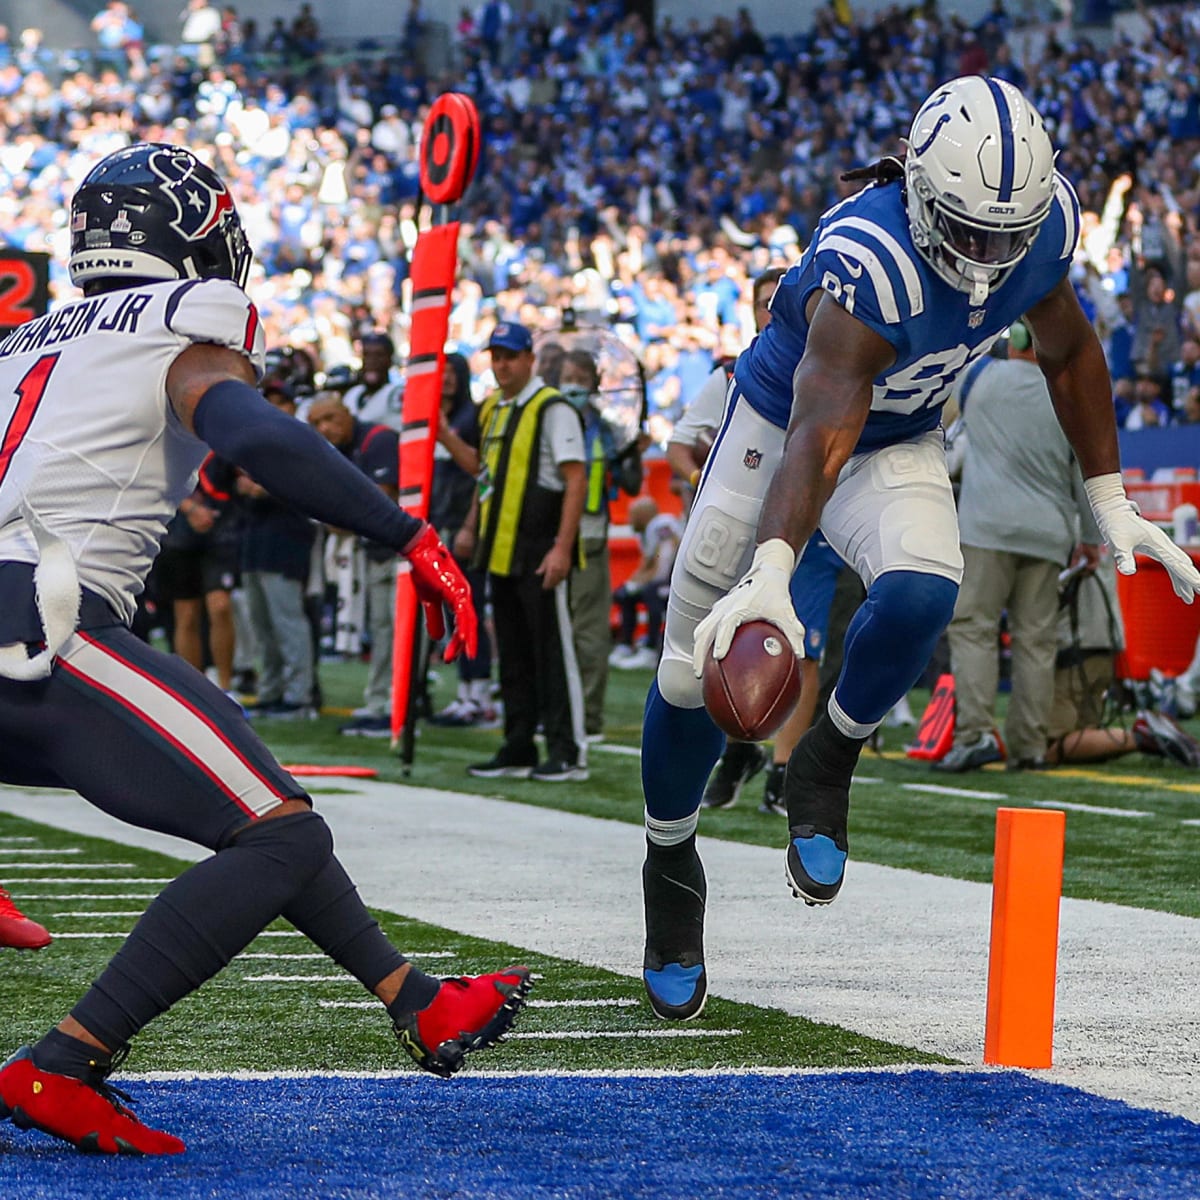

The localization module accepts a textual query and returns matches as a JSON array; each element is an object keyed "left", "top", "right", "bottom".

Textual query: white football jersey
[{"left": 0, "top": 278, "right": 266, "bottom": 632}]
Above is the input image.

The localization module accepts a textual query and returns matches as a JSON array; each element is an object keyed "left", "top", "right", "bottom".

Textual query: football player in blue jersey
[{"left": 640, "top": 75, "right": 1200, "bottom": 1021}]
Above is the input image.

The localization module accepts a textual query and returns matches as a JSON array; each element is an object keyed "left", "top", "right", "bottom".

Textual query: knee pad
[
  {"left": 656, "top": 653, "right": 703, "bottom": 709},
  {"left": 232, "top": 808, "right": 334, "bottom": 885}
]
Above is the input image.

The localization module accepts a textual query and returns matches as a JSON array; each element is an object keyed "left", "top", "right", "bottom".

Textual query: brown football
[{"left": 702, "top": 619, "right": 803, "bottom": 742}]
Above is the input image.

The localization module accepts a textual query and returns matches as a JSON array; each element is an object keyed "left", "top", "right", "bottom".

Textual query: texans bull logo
[{"left": 147, "top": 148, "right": 233, "bottom": 242}]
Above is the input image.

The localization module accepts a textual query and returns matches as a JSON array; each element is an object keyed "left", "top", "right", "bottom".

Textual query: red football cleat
[
  {"left": 393, "top": 966, "right": 533, "bottom": 1078},
  {"left": 0, "top": 1047, "right": 185, "bottom": 1155},
  {"left": 0, "top": 888, "right": 51, "bottom": 950}
]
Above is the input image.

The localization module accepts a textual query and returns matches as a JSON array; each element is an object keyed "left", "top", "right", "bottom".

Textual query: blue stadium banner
[{"left": 0, "top": 247, "right": 51, "bottom": 338}]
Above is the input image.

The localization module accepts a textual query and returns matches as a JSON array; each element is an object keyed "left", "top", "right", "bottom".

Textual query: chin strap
[
  {"left": 965, "top": 265, "right": 991, "bottom": 307},
  {"left": 0, "top": 506, "right": 81, "bottom": 681}
]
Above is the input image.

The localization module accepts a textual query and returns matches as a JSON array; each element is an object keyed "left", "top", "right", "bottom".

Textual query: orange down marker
[{"left": 983, "top": 807, "right": 1065, "bottom": 1069}]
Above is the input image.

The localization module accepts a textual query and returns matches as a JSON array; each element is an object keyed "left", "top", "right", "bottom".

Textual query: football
[{"left": 701, "top": 619, "right": 803, "bottom": 742}]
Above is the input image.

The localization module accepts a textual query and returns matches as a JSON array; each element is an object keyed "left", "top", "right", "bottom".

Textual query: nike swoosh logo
[{"left": 836, "top": 254, "right": 864, "bottom": 279}]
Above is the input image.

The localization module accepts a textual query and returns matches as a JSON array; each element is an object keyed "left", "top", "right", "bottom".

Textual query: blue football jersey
[{"left": 734, "top": 173, "right": 1080, "bottom": 449}]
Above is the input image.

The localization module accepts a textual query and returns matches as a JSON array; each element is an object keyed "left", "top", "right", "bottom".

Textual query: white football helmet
[{"left": 905, "top": 76, "right": 1056, "bottom": 305}]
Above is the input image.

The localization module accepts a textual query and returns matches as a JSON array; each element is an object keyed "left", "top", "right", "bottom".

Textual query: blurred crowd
[
  {"left": 4, "top": 1, "right": 1200, "bottom": 756},
  {"left": 2, "top": 2, "right": 1200, "bottom": 442}
]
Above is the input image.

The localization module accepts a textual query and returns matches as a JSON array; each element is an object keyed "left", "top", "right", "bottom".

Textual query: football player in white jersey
[
  {"left": 640, "top": 76, "right": 1200, "bottom": 1023},
  {"left": 0, "top": 144, "right": 532, "bottom": 1155}
]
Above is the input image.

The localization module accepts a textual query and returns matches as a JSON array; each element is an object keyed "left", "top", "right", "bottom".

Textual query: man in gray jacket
[{"left": 937, "top": 320, "right": 1102, "bottom": 772}]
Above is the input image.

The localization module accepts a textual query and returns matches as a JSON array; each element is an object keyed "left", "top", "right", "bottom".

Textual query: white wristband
[
  {"left": 751, "top": 538, "right": 797, "bottom": 575},
  {"left": 1083, "top": 472, "right": 1127, "bottom": 512}
]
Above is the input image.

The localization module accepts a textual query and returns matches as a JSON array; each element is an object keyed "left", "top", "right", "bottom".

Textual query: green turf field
[{"left": 2, "top": 655, "right": 1197, "bottom": 1078}]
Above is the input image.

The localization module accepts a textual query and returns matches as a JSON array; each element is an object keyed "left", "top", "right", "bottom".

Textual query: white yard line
[
  {"left": 505, "top": 1029, "right": 743, "bottom": 1041},
  {"left": 0, "top": 848, "right": 82, "bottom": 855},
  {"left": 317, "top": 997, "right": 640, "bottom": 1011},
  {"left": 1, "top": 783, "right": 1197, "bottom": 1123},
  {"left": 9, "top": 877, "right": 174, "bottom": 884},
  {"left": 902, "top": 783, "right": 1007, "bottom": 800},
  {"left": 52, "top": 911, "right": 145, "bottom": 917},
  {"left": 0, "top": 862, "right": 136, "bottom": 870},
  {"left": 240, "top": 950, "right": 452, "bottom": 960},
  {"left": 1032, "top": 800, "right": 1152, "bottom": 818},
  {"left": 18, "top": 893, "right": 157, "bottom": 900}
]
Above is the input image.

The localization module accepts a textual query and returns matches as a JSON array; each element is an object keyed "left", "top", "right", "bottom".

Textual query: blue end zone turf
[{"left": 2, "top": 1071, "right": 1198, "bottom": 1198}]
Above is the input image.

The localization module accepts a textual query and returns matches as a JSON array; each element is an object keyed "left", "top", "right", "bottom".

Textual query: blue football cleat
[
  {"left": 642, "top": 838, "right": 708, "bottom": 1020},
  {"left": 785, "top": 830, "right": 848, "bottom": 906},
  {"left": 782, "top": 715, "right": 859, "bottom": 906}
]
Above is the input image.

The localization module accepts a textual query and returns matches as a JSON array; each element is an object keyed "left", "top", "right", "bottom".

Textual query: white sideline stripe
[
  {"left": 13, "top": 878, "right": 173, "bottom": 884},
  {"left": 1180, "top": 819, "right": 1200, "bottom": 827},
  {"left": 53, "top": 911, "right": 143, "bottom": 917},
  {"left": 317, "top": 998, "right": 640, "bottom": 1011},
  {"left": 902, "top": 784, "right": 1006, "bottom": 800},
  {"left": 0, "top": 836, "right": 38, "bottom": 843},
  {"left": 1033, "top": 800, "right": 1151, "bottom": 818},
  {"left": 122, "top": 1064, "right": 994, "bottom": 1082},
  {"left": 18, "top": 894, "right": 156, "bottom": 900},
  {"left": 852, "top": 776, "right": 884, "bottom": 785},
  {"left": 0, "top": 848, "right": 82, "bottom": 855},
  {"left": 0, "top": 862, "right": 135, "bottom": 870}
]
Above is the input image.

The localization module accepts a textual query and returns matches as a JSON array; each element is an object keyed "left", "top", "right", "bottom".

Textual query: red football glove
[{"left": 405, "top": 523, "right": 478, "bottom": 662}]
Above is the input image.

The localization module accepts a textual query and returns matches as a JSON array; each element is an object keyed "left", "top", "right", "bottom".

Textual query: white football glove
[
  {"left": 1085, "top": 473, "right": 1200, "bottom": 603},
  {"left": 692, "top": 538, "right": 807, "bottom": 676}
]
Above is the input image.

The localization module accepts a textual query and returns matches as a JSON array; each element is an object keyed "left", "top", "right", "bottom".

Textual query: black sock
[
  {"left": 797, "top": 712, "right": 867, "bottom": 781},
  {"left": 645, "top": 833, "right": 699, "bottom": 862},
  {"left": 386, "top": 968, "right": 441, "bottom": 1022},
  {"left": 31, "top": 1028, "right": 116, "bottom": 1081}
]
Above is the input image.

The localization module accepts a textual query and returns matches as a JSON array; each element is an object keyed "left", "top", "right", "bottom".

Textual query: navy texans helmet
[{"left": 69, "top": 142, "right": 253, "bottom": 294}]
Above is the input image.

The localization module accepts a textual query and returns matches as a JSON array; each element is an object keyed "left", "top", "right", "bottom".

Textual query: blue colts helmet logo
[{"left": 148, "top": 147, "right": 234, "bottom": 242}]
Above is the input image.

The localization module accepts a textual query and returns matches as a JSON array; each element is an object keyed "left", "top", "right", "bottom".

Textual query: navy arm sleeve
[{"left": 192, "top": 380, "right": 423, "bottom": 551}]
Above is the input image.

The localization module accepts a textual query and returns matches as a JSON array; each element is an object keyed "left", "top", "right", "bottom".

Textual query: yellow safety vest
[{"left": 475, "top": 384, "right": 578, "bottom": 576}]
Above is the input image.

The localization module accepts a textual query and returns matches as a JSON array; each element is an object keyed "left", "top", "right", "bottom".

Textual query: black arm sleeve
[{"left": 192, "top": 379, "right": 423, "bottom": 550}]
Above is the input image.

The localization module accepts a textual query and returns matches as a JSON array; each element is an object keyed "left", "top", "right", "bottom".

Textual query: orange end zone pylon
[{"left": 983, "top": 807, "right": 1065, "bottom": 1069}]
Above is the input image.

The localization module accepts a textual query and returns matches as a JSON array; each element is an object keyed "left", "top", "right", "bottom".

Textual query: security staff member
[{"left": 456, "top": 322, "right": 588, "bottom": 781}]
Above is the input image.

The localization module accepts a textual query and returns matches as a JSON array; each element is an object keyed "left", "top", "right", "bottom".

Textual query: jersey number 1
[{"left": 0, "top": 353, "right": 59, "bottom": 487}]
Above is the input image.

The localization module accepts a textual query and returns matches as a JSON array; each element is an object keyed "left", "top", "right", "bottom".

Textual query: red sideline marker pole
[
  {"left": 983, "top": 807, "right": 1065, "bottom": 1069},
  {"left": 391, "top": 93, "right": 482, "bottom": 766}
]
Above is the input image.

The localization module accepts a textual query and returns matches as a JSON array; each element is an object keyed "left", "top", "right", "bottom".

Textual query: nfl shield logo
[
  {"left": 744, "top": 448, "right": 763, "bottom": 470},
  {"left": 968, "top": 309, "right": 986, "bottom": 328}
]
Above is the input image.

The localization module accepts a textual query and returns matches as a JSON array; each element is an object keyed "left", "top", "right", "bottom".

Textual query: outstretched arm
[{"left": 167, "top": 343, "right": 477, "bottom": 658}]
